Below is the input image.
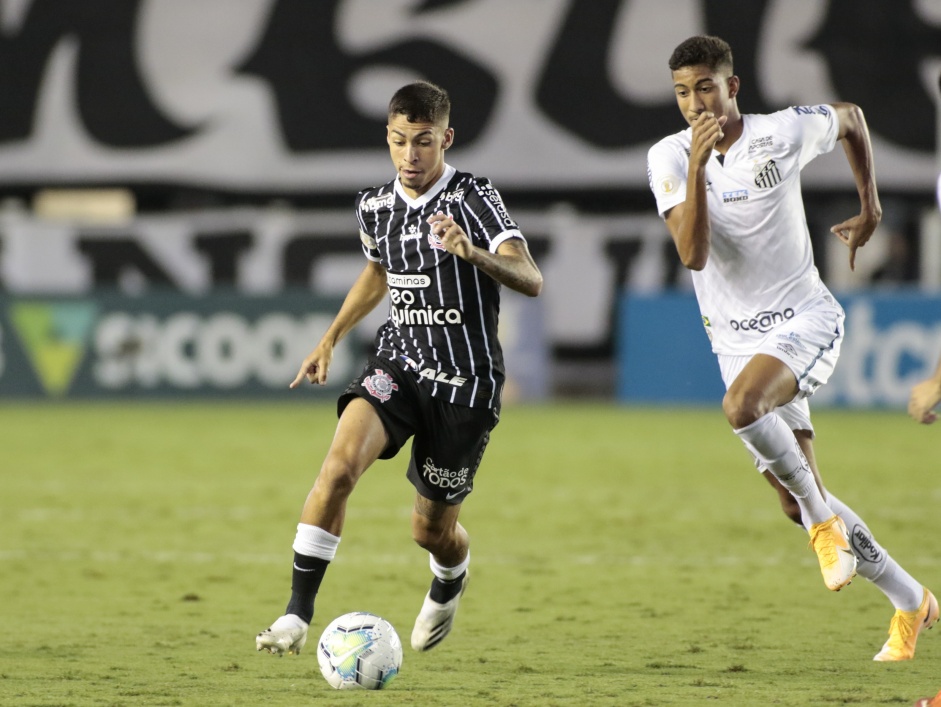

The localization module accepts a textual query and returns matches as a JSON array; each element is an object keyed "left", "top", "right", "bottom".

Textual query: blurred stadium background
[
  {"left": 1, "top": 0, "right": 940, "bottom": 408},
  {"left": 4, "top": 3, "right": 941, "bottom": 704}
]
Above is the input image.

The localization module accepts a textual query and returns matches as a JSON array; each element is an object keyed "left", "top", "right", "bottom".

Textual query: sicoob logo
[{"left": 363, "top": 369, "right": 398, "bottom": 402}]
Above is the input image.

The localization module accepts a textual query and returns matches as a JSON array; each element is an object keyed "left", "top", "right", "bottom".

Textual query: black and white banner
[
  {"left": 0, "top": 0, "right": 939, "bottom": 192},
  {"left": 0, "top": 206, "right": 673, "bottom": 351}
]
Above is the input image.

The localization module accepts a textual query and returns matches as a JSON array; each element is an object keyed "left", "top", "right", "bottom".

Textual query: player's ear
[
  {"left": 728, "top": 75, "right": 740, "bottom": 99},
  {"left": 443, "top": 127, "right": 454, "bottom": 150}
]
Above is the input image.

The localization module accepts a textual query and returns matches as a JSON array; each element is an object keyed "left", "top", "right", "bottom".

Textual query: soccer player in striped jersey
[
  {"left": 256, "top": 81, "right": 542, "bottom": 657},
  {"left": 647, "top": 35, "right": 936, "bottom": 661}
]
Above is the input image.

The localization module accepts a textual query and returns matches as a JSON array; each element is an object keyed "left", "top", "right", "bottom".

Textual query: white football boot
[
  {"left": 411, "top": 573, "right": 469, "bottom": 652},
  {"left": 255, "top": 614, "right": 308, "bottom": 655}
]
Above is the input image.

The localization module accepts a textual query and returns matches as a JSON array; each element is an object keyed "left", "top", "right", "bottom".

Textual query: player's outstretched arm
[
  {"left": 289, "top": 260, "right": 387, "bottom": 388},
  {"left": 908, "top": 355, "right": 941, "bottom": 424},
  {"left": 427, "top": 211, "right": 543, "bottom": 297},
  {"left": 829, "top": 102, "right": 883, "bottom": 271}
]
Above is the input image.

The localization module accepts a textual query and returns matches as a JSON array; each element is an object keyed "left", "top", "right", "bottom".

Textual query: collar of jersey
[{"left": 394, "top": 164, "right": 456, "bottom": 208}]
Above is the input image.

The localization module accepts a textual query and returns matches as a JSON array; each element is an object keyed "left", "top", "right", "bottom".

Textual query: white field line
[{"left": 0, "top": 549, "right": 937, "bottom": 569}]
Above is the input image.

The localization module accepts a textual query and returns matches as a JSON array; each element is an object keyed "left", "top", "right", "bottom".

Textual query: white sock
[
  {"left": 823, "top": 493, "right": 922, "bottom": 611},
  {"left": 292, "top": 523, "right": 340, "bottom": 561},
  {"left": 429, "top": 551, "right": 470, "bottom": 581},
  {"left": 734, "top": 413, "right": 833, "bottom": 525}
]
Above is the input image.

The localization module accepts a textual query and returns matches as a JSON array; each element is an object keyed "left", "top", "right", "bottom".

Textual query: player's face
[
  {"left": 387, "top": 115, "right": 454, "bottom": 198},
  {"left": 671, "top": 64, "right": 737, "bottom": 127}
]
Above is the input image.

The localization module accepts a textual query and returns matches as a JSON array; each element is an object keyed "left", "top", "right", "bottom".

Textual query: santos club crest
[{"left": 363, "top": 369, "right": 398, "bottom": 402}]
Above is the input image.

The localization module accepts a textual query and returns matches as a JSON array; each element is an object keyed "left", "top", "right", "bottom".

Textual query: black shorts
[{"left": 338, "top": 357, "right": 500, "bottom": 505}]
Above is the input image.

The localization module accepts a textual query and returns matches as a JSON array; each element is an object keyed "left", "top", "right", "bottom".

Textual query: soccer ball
[{"left": 317, "top": 612, "right": 403, "bottom": 690}]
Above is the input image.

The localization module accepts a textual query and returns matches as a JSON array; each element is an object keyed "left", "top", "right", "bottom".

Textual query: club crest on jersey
[
  {"left": 428, "top": 233, "right": 446, "bottom": 251},
  {"left": 754, "top": 159, "right": 782, "bottom": 189},
  {"left": 363, "top": 369, "right": 398, "bottom": 402}
]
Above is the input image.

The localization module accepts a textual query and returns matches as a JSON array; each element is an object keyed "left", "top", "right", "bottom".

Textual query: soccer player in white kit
[{"left": 647, "top": 35, "right": 937, "bottom": 661}]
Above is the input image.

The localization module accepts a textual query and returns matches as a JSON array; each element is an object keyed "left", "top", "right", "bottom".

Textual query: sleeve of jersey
[
  {"left": 793, "top": 105, "right": 840, "bottom": 170},
  {"left": 354, "top": 202, "right": 381, "bottom": 262},
  {"left": 647, "top": 140, "right": 687, "bottom": 217},
  {"left": 462, "top": 178, "right": 524, "bottom": 253}
]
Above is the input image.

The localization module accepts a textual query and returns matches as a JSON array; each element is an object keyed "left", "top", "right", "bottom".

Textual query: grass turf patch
[{"left": 1, "top": 402, "right": 938, "bottom": 705}]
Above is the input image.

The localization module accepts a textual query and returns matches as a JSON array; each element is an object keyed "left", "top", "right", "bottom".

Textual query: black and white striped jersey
[{"left": 354, "top": 164, "right": 525, "bottom": 409}]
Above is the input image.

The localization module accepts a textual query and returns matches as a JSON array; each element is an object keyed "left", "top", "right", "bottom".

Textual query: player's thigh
[
  {"left": 720, "top": 297, "right": 843, "bottom": 420},
  {"left": 753, "top": 296, "right": 844, "bottom": 399},
  {"left": 337, "top": 357, "right": 422, "bottom": 461},
  {"left": 730, "top": 354, "right": 799, "bottom": 397},
  {"left": 325, "top": 397, "right": 391, "bottom": 476}
]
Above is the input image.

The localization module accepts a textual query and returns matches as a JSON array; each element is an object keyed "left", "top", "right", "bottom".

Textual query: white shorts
[{"left": 717, "top": 293, "right": 845, "bottom": 436}]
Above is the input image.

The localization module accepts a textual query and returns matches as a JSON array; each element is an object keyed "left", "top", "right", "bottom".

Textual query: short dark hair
[
  {"left": 668, "top": 35, "right": 733, "bottom": 73},
  {"left": 388, "top": 81, "right": 450, "bottom": 124}
]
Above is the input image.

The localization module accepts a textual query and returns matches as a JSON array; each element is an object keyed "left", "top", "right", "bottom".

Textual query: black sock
[
  {"left": 429, "top": 571, "right": 466, "bottom": 603},
  {"left": 284, "top": 552, "right": 329, "bottom": 624}
]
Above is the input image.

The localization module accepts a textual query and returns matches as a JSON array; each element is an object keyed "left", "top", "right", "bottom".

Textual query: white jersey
[{"left": 647, "top": 105, "right": 840, "bottom": 355}]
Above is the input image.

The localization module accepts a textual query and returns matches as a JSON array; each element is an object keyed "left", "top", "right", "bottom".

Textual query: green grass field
[{"left": 1, "top": 402, "right": 938, "bottom": 706}]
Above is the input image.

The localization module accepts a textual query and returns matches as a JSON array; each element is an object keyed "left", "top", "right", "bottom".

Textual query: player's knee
[
  {"left": 411, "top": 516, "right": 449, "bottom": 553},
  {"left": 314, "top": 456, "right": 361, "bottom": 499},
  {"left": 411, "top": 520, "right": 440, "bottom": 551},
  {"left": 722, "top": 388, "right": 767, "bottom": 429}
]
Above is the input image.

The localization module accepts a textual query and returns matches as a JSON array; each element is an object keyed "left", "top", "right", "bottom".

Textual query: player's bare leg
[
  {"left": 410, "top": 496, "right": 470, "bottom": 651},
  {"left": 257, "top": 399, "right": 388, "bottom": 655}
]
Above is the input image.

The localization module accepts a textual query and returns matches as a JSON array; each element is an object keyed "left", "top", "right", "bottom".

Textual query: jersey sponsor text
[{"left": 729, "top": 308, "right": 795, "bottom": 333}]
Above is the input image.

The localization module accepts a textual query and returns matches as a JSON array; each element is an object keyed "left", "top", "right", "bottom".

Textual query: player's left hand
[
  {"left": 427, "top": 211, "right": 473, "bottom": 259},
  {"left": 830, "top": 209, "right": 880, "bottom": 271}
]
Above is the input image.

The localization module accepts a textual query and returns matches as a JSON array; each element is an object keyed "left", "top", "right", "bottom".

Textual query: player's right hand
[{"left": 690, "top": 112, "right": 727, "bottom": 164}]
